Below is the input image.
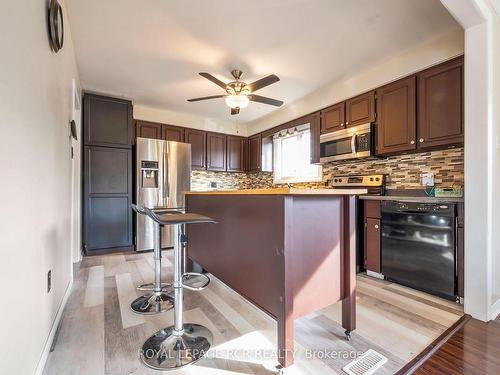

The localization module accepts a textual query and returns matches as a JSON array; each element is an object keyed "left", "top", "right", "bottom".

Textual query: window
[{"left": 273, "top": 124, "right": 322, "bottom": 184}]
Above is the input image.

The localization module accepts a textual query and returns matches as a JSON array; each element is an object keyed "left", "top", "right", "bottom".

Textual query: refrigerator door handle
[{"left": 163, "top": 151, "right": 169, "bottom": 203}]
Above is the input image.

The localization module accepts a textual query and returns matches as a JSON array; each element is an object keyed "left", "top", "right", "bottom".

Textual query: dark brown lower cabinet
[
  {"left": 365, "top": 218, "right": 381, "bottom": 273},
  {"left": 83, "top": 146, "right": 133, "bottom": 253},
  {"left": 457, "top": 203, "right": 464, "bottom": 298}
]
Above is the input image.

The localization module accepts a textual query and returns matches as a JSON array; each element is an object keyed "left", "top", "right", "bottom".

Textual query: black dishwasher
[{"left": 381, "top": 201, "right": 456, "bottom": 300}]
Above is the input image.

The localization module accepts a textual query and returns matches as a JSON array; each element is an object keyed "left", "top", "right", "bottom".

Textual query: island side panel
[
  {"left": 278, "top": 195, "right": 345, "bottom": 368},
  {"left": 185, "top": 194, "right": 285, "bottom": 318},
  {"left": 286, "top": 195, "right": 343, "bottom": 319},
  {"left": 279, "top": 197, "right": 295, "bottom": 369},
  {"left": 341, "top": 195, "right": 357, "bottom": 333}
]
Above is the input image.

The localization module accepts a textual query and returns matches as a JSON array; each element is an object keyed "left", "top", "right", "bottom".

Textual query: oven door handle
[{"left": 351, "top": 133, "right": 357, "bottom": 154}]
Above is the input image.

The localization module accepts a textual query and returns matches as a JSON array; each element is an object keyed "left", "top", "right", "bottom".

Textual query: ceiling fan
[{"left": 187, "top": 70, "right": 283, "bottom": 115}]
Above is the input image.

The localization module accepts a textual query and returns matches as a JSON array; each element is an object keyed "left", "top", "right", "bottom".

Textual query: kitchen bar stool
[
  {"left": 130, "top": 204, "right": 174, "bottom": 315},
  {"left": 140, "top": 208, "right": 215, "bottom": 370}
]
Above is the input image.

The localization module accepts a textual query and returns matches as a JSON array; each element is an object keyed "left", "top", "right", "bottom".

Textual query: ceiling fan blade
[
  {"left": 187, "top": 95, "right": 226, "bottom": 102},
  {"left": 199, "top": 72, "right": 227, "bottom": 90},
  {"left": 231, "top": 107, "right": 240, "bottom": 115},
  {"left": 249, "top": 94, "right": 283, "bottom": 107},
  {"left": 246, "top": 74, "right": 280, "bottom": 93}
]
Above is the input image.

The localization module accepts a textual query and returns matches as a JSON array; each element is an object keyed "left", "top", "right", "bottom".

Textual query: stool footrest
[
  {"left": 182, "top": 272, "right": 210, "bottom": 291},
  {"left": 136, "top": 282, "right": 172, "bottom": 292}
]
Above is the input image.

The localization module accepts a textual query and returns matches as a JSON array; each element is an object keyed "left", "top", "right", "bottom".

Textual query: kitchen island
[{"left": 185, "top": 188, "right": 365, "bottom": 368}]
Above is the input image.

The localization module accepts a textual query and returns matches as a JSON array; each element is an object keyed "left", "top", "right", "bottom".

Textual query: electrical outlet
[
  {"left": 47, "top": 270, "right": 52, "bottom": 293},
  {"left": 210, "top": 181, "right": 217, "bottom": 188},
  {"left": 421, "top": 173, "right": 435, "bottom": 187}
]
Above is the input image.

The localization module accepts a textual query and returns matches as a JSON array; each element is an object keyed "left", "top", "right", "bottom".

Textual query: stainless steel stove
[{"left": 331, "top": 174, "right": 385, "bottom": 195}]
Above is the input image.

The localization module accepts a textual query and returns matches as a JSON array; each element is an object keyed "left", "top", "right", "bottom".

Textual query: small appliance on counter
[
  {"left": 433, "top": 186, "right": 464, "bottom": 198},
  {"left": 330, "top": 174, "right": 386, "bottom": 195}
]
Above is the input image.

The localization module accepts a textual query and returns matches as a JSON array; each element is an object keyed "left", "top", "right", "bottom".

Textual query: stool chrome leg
[
  {"left": 140, "top": 224, "right": 213, "bottom": 370},
  {"left": 131, "top": 222, "right": 174, "bottom": 315}
]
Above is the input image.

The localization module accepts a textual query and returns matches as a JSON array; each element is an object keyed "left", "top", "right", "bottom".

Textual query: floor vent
[{"left": 342, "top": 349, "right": 388, "bottom": 375}]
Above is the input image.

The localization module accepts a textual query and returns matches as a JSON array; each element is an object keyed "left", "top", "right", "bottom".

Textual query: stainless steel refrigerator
[{"left": 135, "top": 137, "right": 191, "bottom": 252}]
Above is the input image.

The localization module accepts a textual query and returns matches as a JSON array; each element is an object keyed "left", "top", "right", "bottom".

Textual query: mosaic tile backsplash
[
  {"left": 191, "top": 147, "right": 464, "bottom": 191},
  {"left": 191, "top": 170, "right": 250, "bottom": 191}
]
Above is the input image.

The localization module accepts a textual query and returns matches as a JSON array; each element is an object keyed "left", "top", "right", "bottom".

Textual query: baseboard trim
[
  {"left": 490, "top": 297, "right": 500, "bottom": 321},
  {"left": 34, "top": 278, "right": 74, "bottom": 375}
]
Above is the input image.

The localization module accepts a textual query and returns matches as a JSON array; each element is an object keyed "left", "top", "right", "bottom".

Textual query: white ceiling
[{"left": 66, "top": 0, "right": 460, "bottom": 124}]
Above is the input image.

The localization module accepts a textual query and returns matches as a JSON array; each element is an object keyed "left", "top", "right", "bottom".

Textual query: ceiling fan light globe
[{"left": 225, "top": 94, "right": 249, "bottom": 109}]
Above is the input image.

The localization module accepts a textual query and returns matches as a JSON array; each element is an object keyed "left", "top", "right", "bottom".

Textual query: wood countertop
[{"left": 185, "top": 188, "right": 368, "bottom": 195}]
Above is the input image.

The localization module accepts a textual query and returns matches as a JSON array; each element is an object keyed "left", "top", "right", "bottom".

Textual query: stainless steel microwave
[{"left": 320, "top": 123, "right": 374, "bottom": 163}]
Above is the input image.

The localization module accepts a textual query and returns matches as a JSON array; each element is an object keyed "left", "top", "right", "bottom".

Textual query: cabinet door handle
[
  {"left": 410, "top": 140, "right": 415, "bottom": 145},
  {"left": 419, "top": 138, "right": 424, "bottom": 143},
  {"left": 374, "top": 224, "right": 379, "bottom": 229},
  {"left": 346, "top": 121, "right": 349, "bottom": 125},
  {"left": 341, "top": 123, "right": 344, "bottom": 126}
]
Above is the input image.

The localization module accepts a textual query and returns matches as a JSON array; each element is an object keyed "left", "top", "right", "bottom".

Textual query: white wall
[
  {"left": 0, "top": 1, "right": 80, "bottom": 374},
  {"left": 70, "top": 80, "right": 82, "bottom": 263},
  {"left": 247, "top": 28, "right": 464, "bottom": 135},
  {"left": 441, "top": 0, "right": 500, "bottom": 321},
  {"left": 134, "top": 104, "right": 246, "bottom": 136},
  {"left": 489, "top": 6, "right": 500, "bottom": 314}
]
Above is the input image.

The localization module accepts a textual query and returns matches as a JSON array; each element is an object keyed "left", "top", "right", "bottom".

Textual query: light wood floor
[{"left": 43, "top": 252, "right": 463, "bottom": 375}]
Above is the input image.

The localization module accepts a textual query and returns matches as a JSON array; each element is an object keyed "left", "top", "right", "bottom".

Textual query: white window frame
[{"left": 272, "top": 123, "right": 322, "bottom": 184}]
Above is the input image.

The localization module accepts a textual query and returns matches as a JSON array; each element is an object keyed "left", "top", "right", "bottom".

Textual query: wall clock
[{"left": 48, "top": 0, "right": 64, "bottom": 52}]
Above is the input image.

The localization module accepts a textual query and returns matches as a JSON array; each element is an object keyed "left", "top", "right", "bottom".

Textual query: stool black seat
[{"left": 144, "top": 209, "right": 216, "bottom": 225}]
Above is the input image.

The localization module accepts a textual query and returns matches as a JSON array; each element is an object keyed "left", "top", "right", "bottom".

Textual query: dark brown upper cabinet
[
  {"left": 162, "top": 124, "right": 185, "bottom": 142},
  {"left": 310, "top": 113, "right": 321, "bottom": 164},
  {"left": 320, "top": 102, "right": 345, "bottom": 134},
  {"left": 136, "top": 120, "right": 161, "bottom": 140},
  {"left": 185, "top": 129, "right": 207, "bottom": 170},
  {"left": 376, "top": 76, "right": 417, "bottom": 156},
  {"left": 84, "top": 94, "right": 133, "bottom": 148},
  {"left": 345, "top": 91, "right": 375, "bottom": 128},
  {"left": 418, "top": 56, "right": 464, "bottom": 149},
  {"left": 227, "top": 135, "right": 247, "bottom": 172},
  {"left": 206, "top": 132, "right": 227, "bottom": 172},
  {"left": 248, "top": 134, "right": 262, "bottom": 172}
]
